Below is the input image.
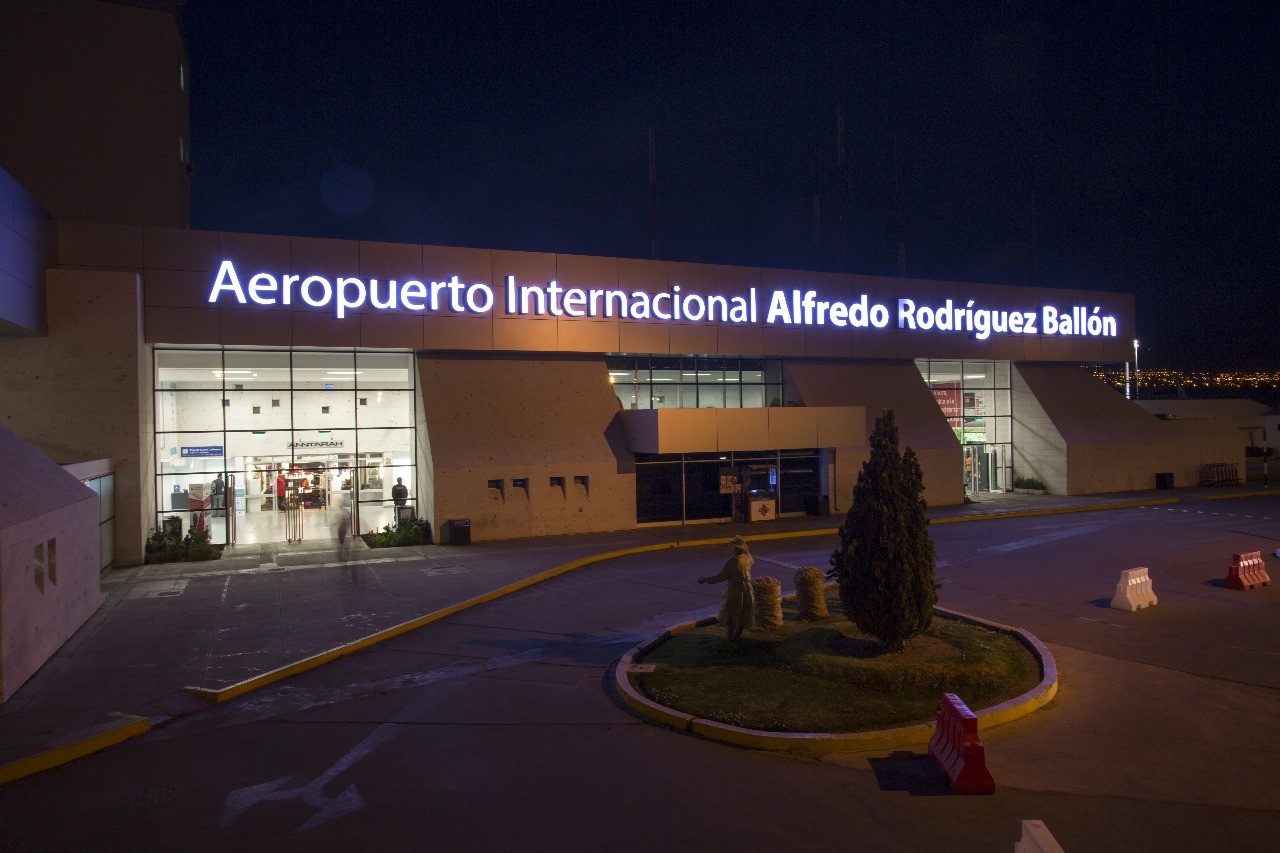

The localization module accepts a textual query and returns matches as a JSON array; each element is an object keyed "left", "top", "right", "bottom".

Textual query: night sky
[{"left": 181, "top": 1, "right": 1278, "bottom": 370}]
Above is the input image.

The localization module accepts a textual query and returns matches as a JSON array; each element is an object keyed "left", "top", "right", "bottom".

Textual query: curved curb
[
  {"left": 0, "top": 714, "right": 150, "bottom": 785},
  {"left": 614, "top": 603, "right": 1058, "bottom": 754},
  {"left": 1200, "top": 489, "right": 1280, "bottom": 502},
  {"left": 930, "top": 496, "right": 1178, "bottom": 524}
]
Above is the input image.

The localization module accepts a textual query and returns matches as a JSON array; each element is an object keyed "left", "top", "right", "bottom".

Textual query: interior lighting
[{"left": 325, "top": 370, "right": 364, "bottom": 375}]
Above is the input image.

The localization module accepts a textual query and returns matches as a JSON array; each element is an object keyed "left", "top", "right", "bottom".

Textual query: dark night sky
[{"left": 180, "top": 1, "right": 1279, "bottom": 370}]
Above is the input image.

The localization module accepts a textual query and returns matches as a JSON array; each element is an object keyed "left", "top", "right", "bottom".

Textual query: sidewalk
[{"left": 0, "top": 485, "right": 1272, "bottom": 773}]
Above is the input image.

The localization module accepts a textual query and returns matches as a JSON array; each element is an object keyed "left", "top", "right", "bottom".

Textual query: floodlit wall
[
  {"left": 0, "top": 270, "right": 150, "bottom": 566},
  {"left": 0, "top": 424, "right": 100, "bottom": 702},
  {"left": 784, "top": 360, "right": 965, "bottom": 509},
  {"left": 1014, "top": 364, "right": 1244, "bottom": 492},
  {"left": 419, "top": 354, "right": 635, "bottom": 541}
]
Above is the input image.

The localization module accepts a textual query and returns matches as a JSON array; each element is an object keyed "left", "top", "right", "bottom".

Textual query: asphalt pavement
[{"left": 0, "top": 486, "right": 1277, "bottom": 851}]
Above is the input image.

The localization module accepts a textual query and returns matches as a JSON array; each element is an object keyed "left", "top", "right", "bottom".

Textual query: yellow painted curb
[
  {"left": 1200, "top": 489, "right": 1280, "bottom": 501},
  {"left": 930, "top": 497, "right": 1179, "bottom": 524},
  {"left": 0, "top": 713, "right": 150, "bottom": 785},
  {"left": 614, "top": 603, "right": 1059, "bottom": 754}
]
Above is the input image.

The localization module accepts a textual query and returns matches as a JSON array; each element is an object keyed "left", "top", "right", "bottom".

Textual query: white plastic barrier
[
  {"left": 1111, "top": 567, "right": 1157, "bottom": 611},
  {"left": 1014, "top": 820, "right": 1064, "bottom": 852}
]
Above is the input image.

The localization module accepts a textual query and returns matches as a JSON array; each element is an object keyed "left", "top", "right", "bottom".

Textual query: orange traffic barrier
[
  {"left": 928, "top": 693, "right": 996, "bottom": 795},
  {"left": 1199, "top": 462, "right": 1240, "bottom": 486},
  {"left": 1225, "top": 551, "right": 1272, "bottom": 590}
]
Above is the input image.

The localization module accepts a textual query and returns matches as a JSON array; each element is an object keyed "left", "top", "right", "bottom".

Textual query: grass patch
[{"left": 635, "top": 592, "right": 1040, "bottom": 733}]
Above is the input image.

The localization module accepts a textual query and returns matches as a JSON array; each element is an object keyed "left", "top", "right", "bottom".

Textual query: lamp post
[{"left": 1133, "top": 339, "right": 1141, "bottom": 400}]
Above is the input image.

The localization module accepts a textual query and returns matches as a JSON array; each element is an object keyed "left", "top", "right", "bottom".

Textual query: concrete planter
[{"left": 1012, "top": 487, "right": 1047, "bottom": 495}]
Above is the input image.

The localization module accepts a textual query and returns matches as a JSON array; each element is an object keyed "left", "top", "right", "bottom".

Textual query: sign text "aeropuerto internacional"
[{"left": 206, "top": 260, "right": 1120, "bottom": 340}]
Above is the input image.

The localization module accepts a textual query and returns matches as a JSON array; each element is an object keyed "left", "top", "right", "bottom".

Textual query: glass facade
[
  {"left": 153, "top": 348, "right": 418, "bottom": 544},
  {"left": 916, "top": 359, "right": 1012, "bottom": 495},
  {"left": 606, "top": 355, "right": 784, "bottom": 410},
  {"left": 635, "top": 449, "right": 820, "bottom": 524}
]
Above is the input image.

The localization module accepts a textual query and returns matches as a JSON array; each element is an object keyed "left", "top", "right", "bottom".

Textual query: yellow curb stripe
[
  {"left": 1200, "top": 489, "right": 1280, "bottom": 501},
  {"left": 930, "top": 497, "right": 1179, "bottom": 524},
  {"left": 0, "top": 714, "right": 150, "bottom": 785}
]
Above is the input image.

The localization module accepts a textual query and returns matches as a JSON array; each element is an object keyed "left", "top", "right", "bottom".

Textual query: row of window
[{"left": 607, "top": 355, "right": 786, "bottom": 410}]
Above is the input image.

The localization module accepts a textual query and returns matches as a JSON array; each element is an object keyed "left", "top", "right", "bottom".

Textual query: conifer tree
[{"left": 828, "top": 409, "right": 937, "bottom": 651}]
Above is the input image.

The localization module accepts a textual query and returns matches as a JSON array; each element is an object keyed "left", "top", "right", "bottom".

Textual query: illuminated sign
[{"left": 206, "top": 260, "right": 1120, "bottom": 339}]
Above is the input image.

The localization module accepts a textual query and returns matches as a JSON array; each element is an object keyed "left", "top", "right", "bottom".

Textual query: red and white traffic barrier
[
  {"left": 928, "top": 693, "right": 995, "bottom": 794},
  {"left": 1225, "top": 551, "right": 1271, "bottom": 590},
  {"left": 1111, "top": 567, "right": 1157, "bottom": 611}
]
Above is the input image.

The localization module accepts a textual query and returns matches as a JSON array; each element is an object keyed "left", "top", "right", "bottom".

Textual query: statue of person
[{"left": 698, "top": 535, "right": 756, "bottom": 641}]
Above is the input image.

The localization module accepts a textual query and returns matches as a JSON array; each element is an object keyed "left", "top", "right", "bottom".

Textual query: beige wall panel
[
  {"left": 829, "top": 448, "right": 870, "bottom": 514},
  {"left": 618, "top": 411, "right": 659, "bottom": 453},
  {"left": 424, "top": 315, "right": 494, "bottom": 350},
  {"left": 558, "top": 253, "right": 620, "bottom": 290},
  {"left": 658, "top": 409, "right": 718, "bottom": 453},
  {"left": 716, "top": 324, "right": 763, "bottom": 356},
  {"left": 420, "top": 355, "right": 634, "bottom": 542},
  {"left": 144, "top": 226, "right": 218, "bottom": 272},
  {"left": 668, "top": 260, "right": 717, "bottom": 294},
  {"left": 767, "top": 407, "right": 818, "bottom": 448},
  {"left": 493, "top": 317, "right": 557, "bottom": 352},
  {"left": 0, "top": 270, "right": 148, "bottom": 565},
  {"left": 423, "top": 245, "right": 492, "bottom": 283},
  {"left": 145, "top": 306, "right": 220, "bottom": 344},
  {"left": 618, "top": 257, "right": 668, "bottom": 292},
  {"left": 218, "top": 232, "right": 291, "bottom": 273},
  {"left": 816, "top": 406, "right": 866, "bottom": 449},
  {"left": 142, "top": 268, "right": 212, "bottom": 308},
  {"left": 717, "top": 264, "right": 762, "bottom": 299},
  {"left": 762, "top": 325, "right": 805, "bottom": 356},
  {"left": 715, "top": 407, "right": 769, "bottom": 451},
  {"left": 558, "top": 320, "right": 620, "bottom": 353},
  {"left": 669, "top": 323, "right": 717, "bottom": 354},
  {"left": 494, "top": 249, "right": 556, "bottom": 288},
  {"left": 293, "top": 311, "right": 360, "bottom": 348},
  {"left": 847, "top": 330, "right": 894, "bottom": 359},
  {"left": 360, "top": 313, "right": 426, "bottom": 350},
  {"left": 59, "top": 221, "right": 144, "bottom": 269},
  {"left": 618, "top": 322, "right": 671, "bottom": 354},
  {"left": 216, "top": 308, "right": 292, "bottom": 347},
  {"left": 358, "top": 240, "right": 422, "bottom": 281},
  {"left": 805, "top": 327, "right": 854, "bottom": 358},
  {"left": 292, "top": 236, "right": 360, "bottom": 279}
]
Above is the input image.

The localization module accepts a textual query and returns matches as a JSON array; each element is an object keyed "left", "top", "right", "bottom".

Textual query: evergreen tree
[{"left": 828, "top": 409, "right": 937, "bottom": 651}]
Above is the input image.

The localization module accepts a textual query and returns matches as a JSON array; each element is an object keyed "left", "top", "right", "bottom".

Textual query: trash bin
[
  {"left": 803, "top": 495, "right": 829, "bottom": 516},
  {"left": 395, "top": 505, "right": 416, "bottom": 525},
  {"left": 449, "top": 518, "right": 471, "bottom": 546},
  {"left": 1155, "top": 472, "right": 1174, "bottom": 490}
]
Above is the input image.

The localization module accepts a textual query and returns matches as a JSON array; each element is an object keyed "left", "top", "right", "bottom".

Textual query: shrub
[
  {"left": 145, "top": 520, "right": 223, "bottom": 564},
  {"left": 1013, "top": 475, "right": 1047, "bottom": 491},
  {"left": 828, "top": 409, "right": 937, "bottom": 651},
  {"left": 362, "top": 517, "right": 434, "bottom": 548}
]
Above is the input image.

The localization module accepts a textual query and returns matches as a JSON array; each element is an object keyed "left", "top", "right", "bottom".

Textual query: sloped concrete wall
[
  {"left": 419, "top": 355, "right": 634, "bottom": 541},
  {"left": 1014, "top": 364, "right": 1244, "bottom": 493},
  {"left": 0, "top": 269, "right": 150, "bottom": 565},
  {"left": 0, "top": 424, "right": 100, "bottom": 701},
  {"left": 785, "top": 359, "right": 964, "bottom": 509}
]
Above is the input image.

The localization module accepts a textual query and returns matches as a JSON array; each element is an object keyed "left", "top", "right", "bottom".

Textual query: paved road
[{"left": 1, "top": 498, "right": 1277, "bottom": 851}]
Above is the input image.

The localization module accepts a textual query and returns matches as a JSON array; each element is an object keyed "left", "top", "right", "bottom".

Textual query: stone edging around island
[{"left": 613, "top": 601, "right": 1059, "bottom": 754}]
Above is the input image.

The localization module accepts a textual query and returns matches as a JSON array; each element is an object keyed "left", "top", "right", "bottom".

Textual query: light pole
[{"left": 1133, "top": 339, "right": 1140, "bottom": 400}]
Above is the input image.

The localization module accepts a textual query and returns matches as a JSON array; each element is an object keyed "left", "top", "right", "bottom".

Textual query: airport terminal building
[{"left": 0, "top": 1, "right": 1242, "bottom": 572}]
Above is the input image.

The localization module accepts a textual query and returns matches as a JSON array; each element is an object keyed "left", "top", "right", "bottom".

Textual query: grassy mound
[{"left": 634, "top": 592, "right": 1040, "bottom": 733}]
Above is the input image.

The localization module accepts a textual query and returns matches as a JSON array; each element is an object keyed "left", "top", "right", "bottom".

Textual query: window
[
  {"left": 607, "top": 355, "right": 785, "bottom": 410},
  {"left": 917, "top": 359, "right": 1013, "bottom": 494}
]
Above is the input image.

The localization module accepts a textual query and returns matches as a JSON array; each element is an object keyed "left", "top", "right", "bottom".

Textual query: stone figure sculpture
[{"left": 698, "top": 535, "right": 756, "bottom": 641}]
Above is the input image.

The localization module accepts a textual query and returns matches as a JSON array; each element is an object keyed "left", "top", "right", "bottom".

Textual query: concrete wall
[
  {"left": 419, "top": 354, "right": 635, "bottom": 541},
  {"left": 1014, "top": 364, "right": 1244, "bottom": 492},
  {"left": 0, "top": 0, "right": 189, "bottom": 229},
  {"left": 0, "top": 424, "right": 100, "bottom": 702},
  {"left": 783, "top": 360, "right": 965, "bottom": 509},
  {"left": 0, "top": 165, "right": 54, "bottom": 335},
  {"left": 1135, "top": 399, "right": 1270, "bottom": 448},
  {"left": 0, "top": 270, "right": 150, "bottom": 566}
]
